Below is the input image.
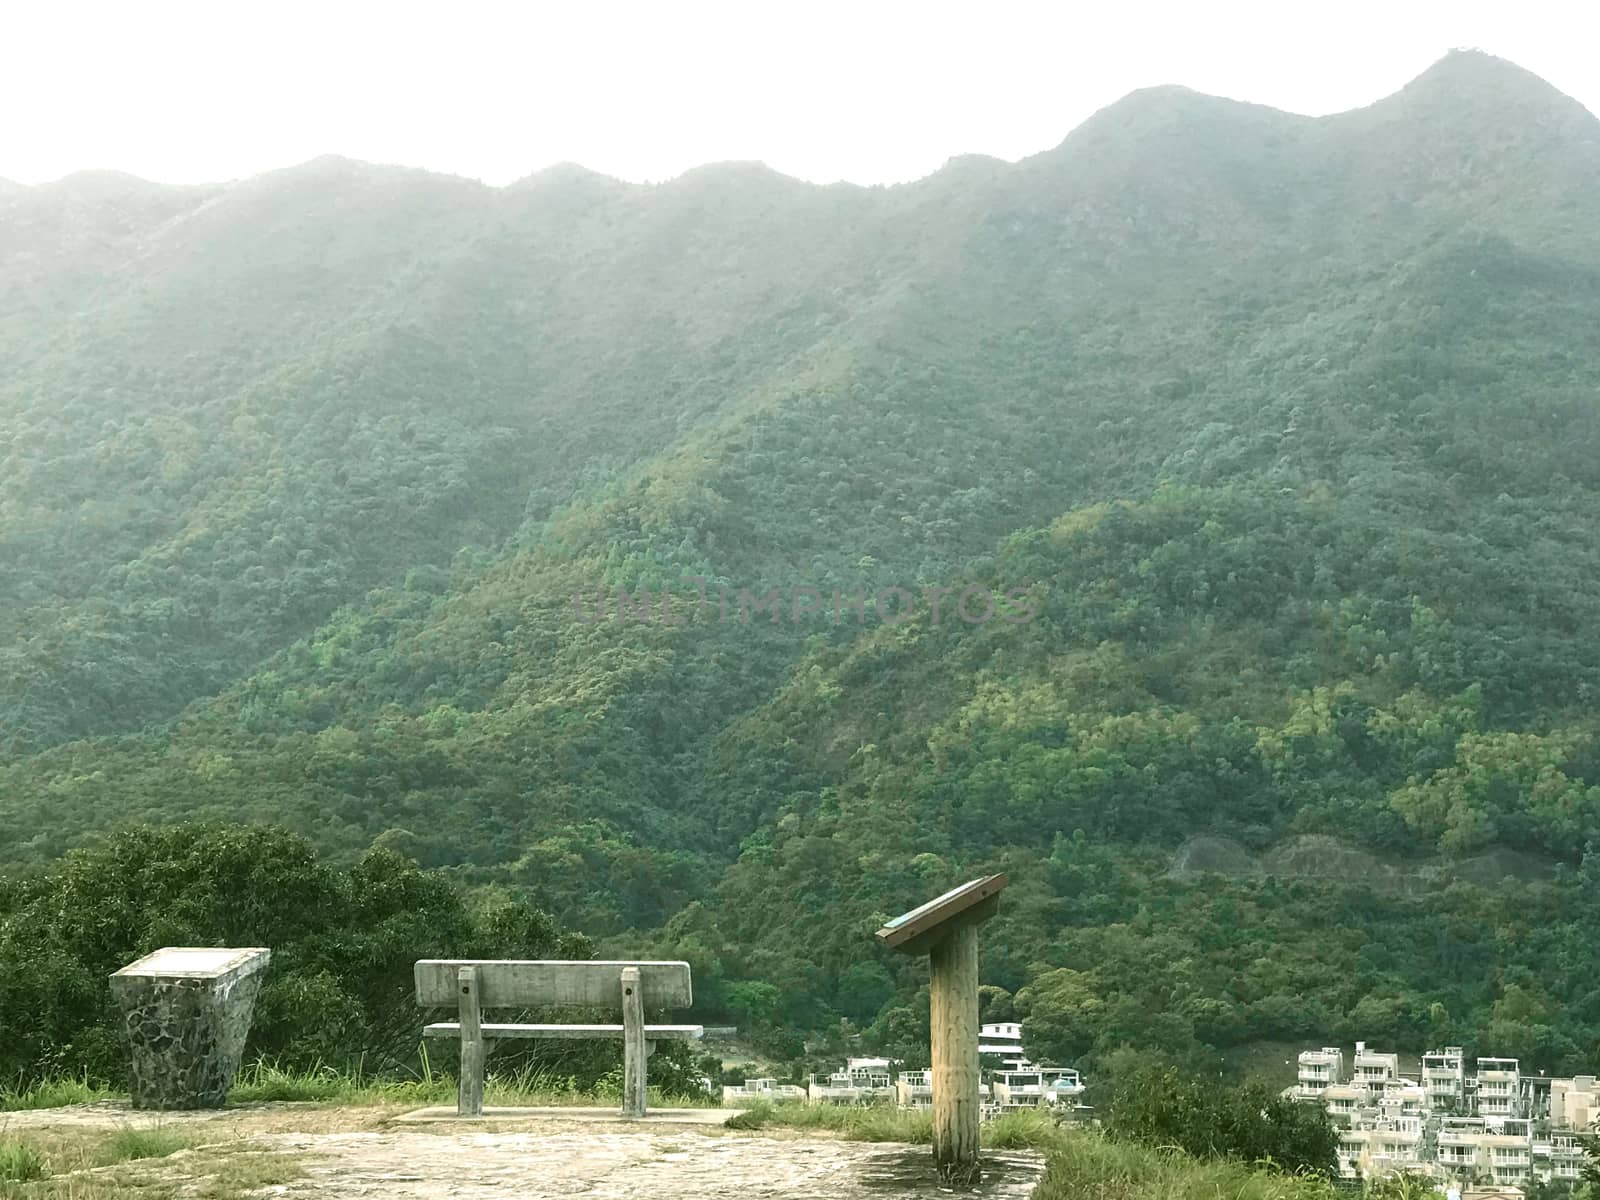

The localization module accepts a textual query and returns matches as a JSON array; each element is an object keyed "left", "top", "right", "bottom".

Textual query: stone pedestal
[{"left": 109, "top": 947, "right": 271, "bottom": 1110}]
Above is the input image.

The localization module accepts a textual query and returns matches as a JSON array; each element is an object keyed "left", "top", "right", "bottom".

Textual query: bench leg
[
  {"left": 621, "top": 966, "right": 647, "bottom": 1117},
  {"left": 458, "top": 965, "right": 485, "bottom": 1117}
]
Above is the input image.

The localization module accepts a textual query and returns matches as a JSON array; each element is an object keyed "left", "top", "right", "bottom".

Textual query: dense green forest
[{"left": 4, "top": 51, "right": 1600, "bottom": 1087}]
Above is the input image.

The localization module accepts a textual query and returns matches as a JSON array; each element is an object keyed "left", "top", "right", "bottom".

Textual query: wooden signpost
[{"left": 876, "top": 873, "right": 1008, "bottom": 1184}]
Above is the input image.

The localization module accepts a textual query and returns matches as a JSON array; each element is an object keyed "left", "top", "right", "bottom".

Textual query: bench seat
[
  {"left": 416, "top": 959, "right": 698, "bottom": 1117},
  {"left": 423, "top": 1022, "right": 703, "bottom": 1040}
]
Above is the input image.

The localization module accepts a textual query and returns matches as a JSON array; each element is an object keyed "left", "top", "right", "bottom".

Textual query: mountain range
[{"left": 4, "top": 51, "right": 1600, "bottom": 1074}]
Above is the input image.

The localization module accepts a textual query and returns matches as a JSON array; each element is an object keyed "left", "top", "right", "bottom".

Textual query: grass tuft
[
  {"left": 0, "top": 1138, "right": 49, "bottom": 1183},
  {"left": 7, "top": 1057, "right": 712, "bottom": 1118},
  {"left": 723, "top": 1100, "right": 1341, "bottom": 1200},
  {"left": 723, "top": 1100, "right": 932, "bottom": 1142},
  {"left": 983, "top": 1108, "right": 1062, "bottom": 1150},
  {"left": 228, "top": 1059, "right": 452, "bottom": 1106},
  {"left": 0, "top": 1076, "right": 115, "bottom": 1113},
  {"left": 1032, "top": 1129, "right": 1341, "bottom": 1200},
  {"left": 0, "top": 1123, "right": 305, "bottom": 1198},
  {"left": 98, "top": 1125, "right": 193, "bottom": 1163},
  {"left": 225, "top": 1057, "right": 705, "bottom": 1109}
]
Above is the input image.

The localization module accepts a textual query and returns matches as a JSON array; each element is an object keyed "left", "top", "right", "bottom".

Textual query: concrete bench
[{"left": 415, "top": 959, "right": 702, "bottom": 1117}]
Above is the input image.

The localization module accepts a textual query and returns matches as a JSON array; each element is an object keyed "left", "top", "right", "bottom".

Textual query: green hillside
[{"left": 4, "top": 51, "right": 1600, "bottom": 1080}]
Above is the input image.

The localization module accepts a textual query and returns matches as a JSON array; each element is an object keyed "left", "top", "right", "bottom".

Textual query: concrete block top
[{"left": 112, "top": 947, "right": 271, "bottom": 983}]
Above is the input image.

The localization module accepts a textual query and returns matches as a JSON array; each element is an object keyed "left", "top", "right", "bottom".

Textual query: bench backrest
[{"left": 414, "top": 959, "right": 693, "bottom": 1009}]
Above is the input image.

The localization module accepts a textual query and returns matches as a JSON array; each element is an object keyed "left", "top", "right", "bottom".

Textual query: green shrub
[
  {"left": 1034, "top": 1130, "right": 1342, "bottom": 1200},
  {"left": 1364, "top": 1173, "right": 1439, "bottom": 1200},
  {"left": 1105, "top": 1067, "right": 1338, "bottom": 1176}
]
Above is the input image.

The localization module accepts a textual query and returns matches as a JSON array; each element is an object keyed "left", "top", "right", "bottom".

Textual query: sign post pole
[{"left": 876, "top": 873, "right": 1008, "bottom": 1185}]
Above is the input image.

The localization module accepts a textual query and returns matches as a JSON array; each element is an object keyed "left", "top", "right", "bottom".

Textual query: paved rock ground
[
  {"left": 252, "top": 1129, "right": 1043, "bottom": 1199},
  {"left": 5, "top": 1104, "right": 1045, "bottom": 1199}
]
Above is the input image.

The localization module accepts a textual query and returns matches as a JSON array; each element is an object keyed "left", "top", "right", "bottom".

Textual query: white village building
[{"left": 1288, "top": 1043, "right": 1598, "bottom": 1182}]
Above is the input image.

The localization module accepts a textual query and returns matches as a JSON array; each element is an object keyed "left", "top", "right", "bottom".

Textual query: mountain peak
[
  {"left": 1381, "top": 48, "right": 1598, "bottom": 127},
  {"left": 509, "top": 161, "right": 624, "bottom": 189},
  {"left": 664, "top": 159, "right": 800, "bottom": 189},
  {"left": 1411, "top": 48, "right": 1565, "bottom": 93},
  {"left": 1050, "top": 80, "right": 1306, "bottom": 156},
  {"left": 1026, "top": 79, "right": 1305, "bottom": 192},
  {"left": 1395, "top": 48, "right": 1580, "bottom": 109},
  {"left": 1325, "top": 48, "right": 1600, "bottom": 210},
  {"left": 45, "top": 168, "right": 169, "bottom": 193}
]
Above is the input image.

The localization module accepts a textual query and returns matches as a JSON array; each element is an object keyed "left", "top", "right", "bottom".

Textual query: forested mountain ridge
[{"left": 5, "top": 51, "right": 1600, "bottom": 1077}]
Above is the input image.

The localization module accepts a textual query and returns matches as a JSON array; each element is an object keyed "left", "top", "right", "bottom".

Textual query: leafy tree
[
  {"left": 1017, "top": 969, "right": 1105, "bottom": 1065},
  {"left": 0, "top": 823, "right": 589, "bottom": 1086}
]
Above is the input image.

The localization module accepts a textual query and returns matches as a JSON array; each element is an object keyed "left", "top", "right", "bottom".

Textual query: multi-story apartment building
[
  {"left": 1535, "top": 1134, "right": 1588, "bottom": 1184},
  {"left": 1295, "top": 1047, "right": 1344, "bottom": 1100},
  {"left": 1353, "top": 1042, "right": 1401, "bottom": 1095},
  {"left": 1475, "top": 1058, "right": 1522, "bottom": 1118},
  {"left": 990, "top": 1066, "right": 1084, "bottom": 1110},
  {"left": 1337, "top": 1119, "right": 1427, "bottom": 1180},
  {"left": 1436, "top": 1117, "right": 1488, "bottom": 1176},
  {"left": 1377, "top": 1078, "right": 1428, "bottom": 1117},
  {"left": 1293, "top": 1043, "right": 1598, "bottom": 1184},
  {"left": 1434, "top": 1117, "right": 1536, "bottom": 1187},
  {"left": 1376, "top": 1081, "right": 1427, "bottom": 1139},
  {"left": 895, "top": 1068, "right": 993, "bottom": 1109},
  {"left": 1371, "top": 1117, "right": 1428, "bottom": 1176},
  {"left": 895, "top": 1068, "right": 933, "bottom": 1109},
  {"left": 1550, "top": 1075, "right": 1599, "bottom": 1130},
  {"left": 1329, "top": 1072, "right": 1428, "bottom": 1179},
  {"left": 722, "top": 1077, "right": 806, "bottom": 1105},
  {"left": 1481, "top": 1119, "right": 1535, "bottom": 1187},
  {"left": 1323, "top": 1084, "right": 1365, "bottom": 1124},
  {"left": 978, "top": 1022, "right": 1029, "bottom": 1070},
  {"left": 807, "top": 1058, "right": 894, "bottom": 1105},
  {"left": 1337, "top": 1128, "right": 1372, "bottom": 1179},
  {"left": 1423, "top": 1047, "right": 1467, "bottom": 1112}
]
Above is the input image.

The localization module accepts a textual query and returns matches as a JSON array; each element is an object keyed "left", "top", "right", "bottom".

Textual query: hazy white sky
[{"left": 3, "top": 0, "right": 1596, "bottom": 188}]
